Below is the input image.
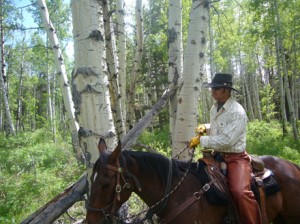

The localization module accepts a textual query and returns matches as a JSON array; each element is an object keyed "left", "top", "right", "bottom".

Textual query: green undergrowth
[
  {"left": 138, "top": 126, "right": 172, "bottom": 157},
  {"left": 247, "top": 120, "right": 300, "bottom": 165},
  {"left": 1, "top": 120, "right": 299, "bottom": 223},
  {"left": 138, "top": 121, "right": 300, "bottom": 165},
  {"left": 0, "top": 129, "right": 85, "bottom": 223}
]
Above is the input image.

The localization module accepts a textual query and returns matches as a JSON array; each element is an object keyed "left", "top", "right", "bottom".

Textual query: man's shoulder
[{"left": 227, "top": 98, "right": 246, "bottom": 114}]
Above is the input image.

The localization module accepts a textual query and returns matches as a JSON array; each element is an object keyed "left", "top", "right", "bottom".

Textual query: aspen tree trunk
[
  {"left": 46, "top": 59, "right": 55, "bottom": 142},
  {"left": 126, "top": 0, "right": 143, "bottom": 131},
  {"left": 0, "top": 9, "right": 15, "bottom": 136},
  {"left": 52, "top": 72, "right": 56, "bottom": 139},
  {"left": 200, "top": 8, "right": 213, "bottom": 121},
  {"left": 275, "top": 42, "right": 287, "bottom": 135},
  {"left": 272, "top": 0, "right": 288, "bottom": 137},
  {"left": 116, "top": 0, "right": 127, "bottom": 133},
  {"left": 273, "top": 0, "right": 299, "bottom": 140},
  {"left": 71, "top": 0, "right": 117, "bottom": 189},
  {"left": 38, "top": 0, "right": 81, "bottom": 155},
  {"left": 239, "top": 64, "right": 248, "bottom": 111},
  {"left": 249, "top": 74, "right": 256, "bottom": 119},
  {"left": 173, "top": 0, "right": 209, "bottom": 160},
  {"left": 274, "top": 37, "right": 287, "bottom": 129},
  {"left": 16, "top": 70, "right": 23, "bottom": 133},
  {"left": 32, "top": 86, "right": 37, "bottom": 130},
  {"left": 292, "top": 37, "right": 299, "bottom": 120},
  {"left": 296, "top": 89, "right": 299, "bottom": 121},
  {"left": 0, "top": 68, "right": 15, "bottom": 135},
  {"left": 0, "top": 101, "right": 2, "bottom": 130},
  {"left": 45, "top": 38, "right": 54, "bottom": 138},
  {"left": 254, "top": 53, "right": 263, "bottom": 120},
  {"left": 102, "top": 7, "right": 128, "bottom": 219},
  {"left": 245, "top": 74, "right": 254, "bottom": 120},
  {"left": 252, "top": 73, "right": 262, "bottom": 120},
  {"left": 239, "top": 47, "right": 254, "bottom": 120},
  {"left": 16, "top": 46, "right": 25, "bottom": 133},
  {"left": 102, "top": 0, "right": 125, "bottom": 139},
  {"left": 208, "top": 8, "right": 214, "bottom": 80},
  {"left": 283, "top": 73, "right": 299, "bottom": 139},
  {"left": 168, "top": 0, "right": 183, "bottom": 147}
]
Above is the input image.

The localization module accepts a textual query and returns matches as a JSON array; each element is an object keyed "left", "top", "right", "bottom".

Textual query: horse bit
[{"left": 86, "top": 156, "right": 140, "bottom": 221}]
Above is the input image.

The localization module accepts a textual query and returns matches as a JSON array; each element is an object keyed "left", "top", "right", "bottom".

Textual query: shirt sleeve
[{"left": 200, "top": 111, "right": 247, "bottom": 151}]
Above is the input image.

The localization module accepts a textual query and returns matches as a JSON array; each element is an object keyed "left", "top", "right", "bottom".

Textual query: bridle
[
  {"left": 86, "top": 155, "right": 137, "bottom": 221},
  {"left": 86, "top": 147, "right": 195, "bottom": 223}
]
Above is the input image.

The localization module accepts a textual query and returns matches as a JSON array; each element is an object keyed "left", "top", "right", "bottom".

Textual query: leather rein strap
[{"left": 163, "top": 179, "right": 216, "bottom": 224}]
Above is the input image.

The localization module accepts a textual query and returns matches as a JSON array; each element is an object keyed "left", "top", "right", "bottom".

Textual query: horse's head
[{"left": 86, "top": 138, "right": 134, "bottom": 224}]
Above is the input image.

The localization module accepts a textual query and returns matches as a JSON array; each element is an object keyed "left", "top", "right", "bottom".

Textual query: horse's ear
[
  {"left": 109, "top": 140, "right": 122, "bottom": 162},
  {"left": 98, "top": 138, "right": 107, "bottom": 154}
]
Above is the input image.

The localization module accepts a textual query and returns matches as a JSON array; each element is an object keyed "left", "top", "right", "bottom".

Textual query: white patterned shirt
[{"left": 200, "top": 96, "right": 247, "bottom": 153}]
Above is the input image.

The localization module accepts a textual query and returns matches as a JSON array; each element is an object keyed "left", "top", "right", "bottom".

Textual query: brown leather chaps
[{"left": 222, "top": 151, "right": 262, "bottom": 224}]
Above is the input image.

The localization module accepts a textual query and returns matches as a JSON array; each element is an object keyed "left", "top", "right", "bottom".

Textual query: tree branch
[{"left": 121, "top": 86, "right": 177, "bottom": 150}]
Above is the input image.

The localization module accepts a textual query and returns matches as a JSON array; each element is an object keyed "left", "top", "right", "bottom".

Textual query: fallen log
[
  {"left": 21, "top": 87, "right": 176, "bottom": 223},
  {"left": 20, "top": 173, "right": 88, "bottom": 224}
]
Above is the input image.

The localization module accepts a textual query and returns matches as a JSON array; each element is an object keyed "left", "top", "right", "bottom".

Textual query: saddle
[{"left": 198, "top": 151, "right": 281, "bottom": 224}]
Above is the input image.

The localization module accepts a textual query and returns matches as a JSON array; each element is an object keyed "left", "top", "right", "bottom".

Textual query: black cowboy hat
[{"left": 202, "top": 73, "right": 238, "bottom": 92}]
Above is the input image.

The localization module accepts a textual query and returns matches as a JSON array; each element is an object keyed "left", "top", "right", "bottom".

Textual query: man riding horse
[{"left": 189, "top": 73, "right": 262, "bottom": 224}]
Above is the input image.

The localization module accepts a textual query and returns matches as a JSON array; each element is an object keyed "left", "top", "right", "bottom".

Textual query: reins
[
  {"left": 144, "top": 158, "right": 173, "bottom": 219},
  {"left": 123, "top": 146, "right": 195, "bottom": 223},
  {"left": 86, "top": 145, "right": 195, "bottom": 223}
]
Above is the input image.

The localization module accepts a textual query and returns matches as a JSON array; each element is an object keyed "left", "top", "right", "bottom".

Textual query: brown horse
[{"left": 86, "top": 139, "right": 300, "bottom": 224}]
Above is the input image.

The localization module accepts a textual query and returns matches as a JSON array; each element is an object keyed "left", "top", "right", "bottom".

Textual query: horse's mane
[
  {"left": 93, "top": 150, "right": 196, "bottom": 187},
  {"left": 121, "top": 150, "right": 188, "bottom": 186}
]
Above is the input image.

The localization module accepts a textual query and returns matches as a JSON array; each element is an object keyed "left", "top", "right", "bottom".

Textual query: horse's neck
[{"left": 129, "top": 165, "right": 166, "bottom": 207}]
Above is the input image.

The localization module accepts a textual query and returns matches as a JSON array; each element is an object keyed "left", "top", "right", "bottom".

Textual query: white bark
[
  {"left": 243, "top": 73, "right": 254, "bottom": 120},
  {"left": 173, "top": 0, "right": 209, "bottom": 160},
  {"left": 273, "top": 0, "right": 288, "bottom": 135},
  {"left": 102, "top": 0, "right": 126, "bottom": 138},
  {"left": 0, "top": 12, "right": 15, "bottom": 136},
  {"left": 38, "top": 0, "right": 80, "bottom": 151},
  {"left": 283, "top": 73, "right": 299, "bottom": 139},
  {"left": 71, "top": 0, "right": 117, "bottom": 188},
  {"left": 273, "top": 0, "right": 299, "bottom": 140},
  {"left": 0, "top": 100, "right": 2, "bottom": 130},
  {"left": 168, "top": 0, "right": 183, "bottom": 148},
  {"left": 51, "top": 72, "right": 57, "bottom": 140},
  {"left": 47, "top": 68, "right": 55, "bottom": 141},
  {"left": 116, "top": 0, "right": 127, "bottom": 134},
  {"left": 127, "top": 0, "right": 143, "bottom": 131},
  {"left": 0, "top": 69, "right": 15, "bottom": 136},
  {"left": 16, "top": 47, "right": 25, "bottom": 132},
  {"left": 254, "top": 53, "right": 263, "bottom": 120}
]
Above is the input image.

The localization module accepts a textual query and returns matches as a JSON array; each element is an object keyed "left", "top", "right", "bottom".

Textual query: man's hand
[
  {"left": 189, "top": 136, "right": 200, "bottom": 148},
  {"left": 195, "top": 124, "right": 206, "bottom": 135}
]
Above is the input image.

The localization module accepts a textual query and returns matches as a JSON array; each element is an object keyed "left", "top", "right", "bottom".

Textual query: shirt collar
[{"left": 214, "top": 96, "right": 233, "bottom": 111}]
